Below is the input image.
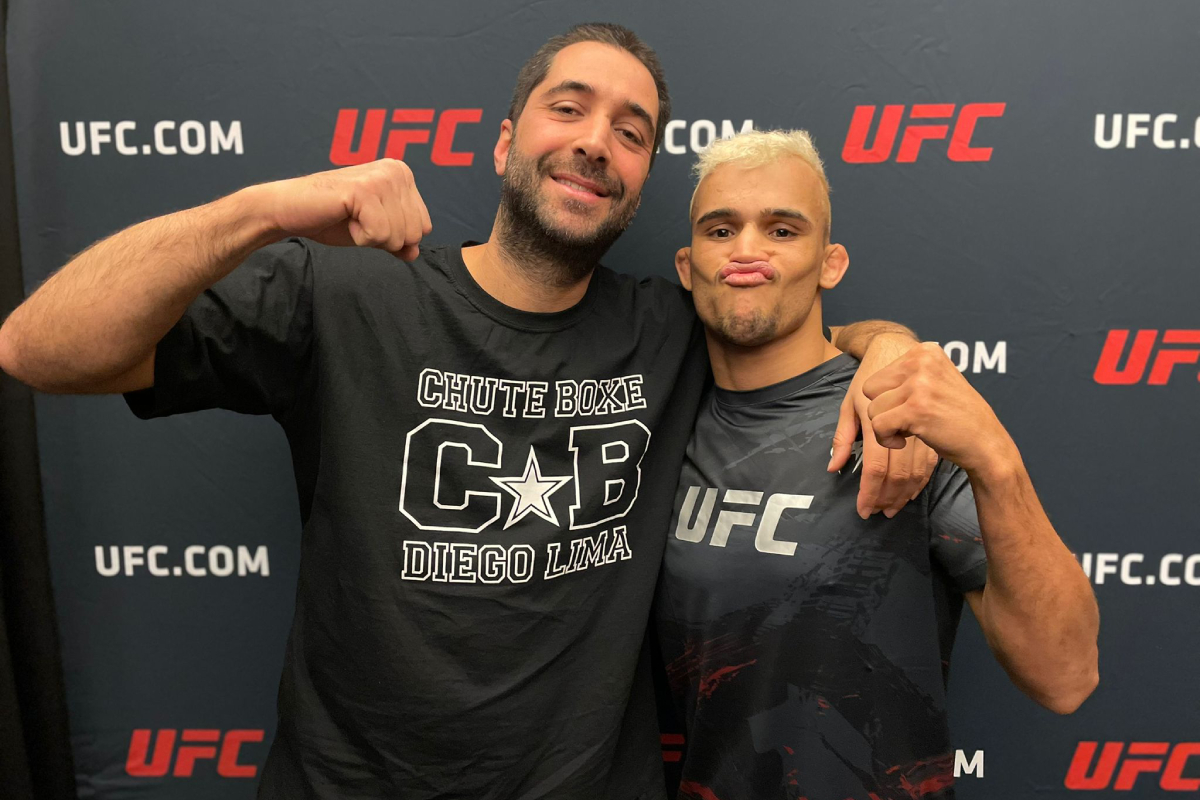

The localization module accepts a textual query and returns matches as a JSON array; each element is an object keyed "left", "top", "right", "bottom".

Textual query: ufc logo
[
  {"left": 126, "top": 729, "right": 264, "bottom": 778},
  {"left": 674, "top": 487, "right": 813, "bottom": 556},
  {"left": 841, "top": 103, "right": 1006, "bottom": 163},
  {"left": 329, "top": 108, "right": 482, "bottom": 166},
  {"left": 1093, "top": 329, "right": 1200, "bottom": 385},
  {"left": 1065, "top": 741, "right": 1200, "bottom": 791}
]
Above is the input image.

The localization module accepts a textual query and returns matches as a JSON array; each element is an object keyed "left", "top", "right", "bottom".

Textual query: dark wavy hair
[{"left": 507, "top": 22, "right": 671, "bottom": 167}]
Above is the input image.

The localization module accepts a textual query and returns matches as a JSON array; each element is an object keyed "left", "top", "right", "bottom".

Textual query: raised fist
[
  {"left": 862, "top": 342, "right": 1019, "bottom": 477},
  {"left": 257, "top": 159, "right": 433, "bottom": 261}
]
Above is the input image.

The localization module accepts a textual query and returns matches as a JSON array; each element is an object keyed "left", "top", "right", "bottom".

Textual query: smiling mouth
[{"left": 551, "top": 174, "right": 610, "bottom": 198}]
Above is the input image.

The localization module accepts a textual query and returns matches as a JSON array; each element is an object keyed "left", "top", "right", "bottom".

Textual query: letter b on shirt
[{"left": 568, "top": 421, "right": 651, "bottom": 529}]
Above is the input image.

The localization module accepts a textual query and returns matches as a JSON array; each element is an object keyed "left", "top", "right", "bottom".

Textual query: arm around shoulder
[{"left": 831, "top": 319, "right": 918, "bottom": 359}]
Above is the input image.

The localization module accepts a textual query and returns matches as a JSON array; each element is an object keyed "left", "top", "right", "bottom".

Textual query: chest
[{"left": 665, "top": 421, "right": 934, "bottom": 605}]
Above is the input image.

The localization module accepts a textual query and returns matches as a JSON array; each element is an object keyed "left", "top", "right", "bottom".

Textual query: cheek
[
  {"left": 691, "top": 279, "right": 728, "bottom": 315},
  {"left": 778, "top": 271, "right": 822, "bottom": 312},
  {"left": 615, "top": 153, "right": 649, "bottom": 193},
  {"left": 687, "top": 247, "right": 726, "bottom": 286},
  {"left": 785, "top": 258, "right": 825, "bottom": 289},
  {"left": 692, "top": 265, "right": 723, "bottom": 290}
]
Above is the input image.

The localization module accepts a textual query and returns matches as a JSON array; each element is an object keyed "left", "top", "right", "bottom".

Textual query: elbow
[
  {"left": 0, "top": 320, "right": 62, "bottom": 393},
  {"left": 0, "top": 319, "right": 23, "bottom": 383},
  {"left": 1035, "top": 666, "right": 1099, "bottom": 715}
]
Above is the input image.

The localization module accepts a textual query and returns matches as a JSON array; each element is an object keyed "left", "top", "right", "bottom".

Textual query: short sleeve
[
  {"left": 927, "top": 460, "right": 988, "bottom": 593},
  {"left": 123, "top": 238, "right": 314, "bottom": 421}
]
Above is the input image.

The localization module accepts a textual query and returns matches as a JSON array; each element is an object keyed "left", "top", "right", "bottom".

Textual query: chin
[
  {"left": 544, "top": 220, "right": 609, "bottom": 247},
  {"left": 556, "top": 214, "right": 617, "bottom": 242},
  {"left": 538, "top": 204, "right": 624, "bottom": 247},
  {"left": 715, "top": 311, "right": 779, "bottom": 348},
  {"left": 548, "top": 210, "right": 603, "bottom": 234}
]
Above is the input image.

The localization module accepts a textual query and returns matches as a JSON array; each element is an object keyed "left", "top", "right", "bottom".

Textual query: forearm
[
  {"left": 832, "top": 320, "right": 917, "bottom": 359},
  {"left": 0, "top": 186, "right": 279, "bottom": 392},
  {"left": 970, "top": 453, "right": 1100, "bottom": 713}
]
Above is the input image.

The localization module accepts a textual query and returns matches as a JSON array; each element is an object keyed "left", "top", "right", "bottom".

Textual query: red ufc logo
[
  {"left": 329, "top": 108, "right": 482, "bottom": 166},
  {"left": 1065, "top": 741, "right": 1200, "bottom": 791},
  {"left": 841, "top": 103, "right": 1005, "bottom": 163},
  {"left": 1093, "top": 329, "right": 1200, "bottom": 385},
  {"left": 125, "top": 728, "right": 264, "bottom": 778}
]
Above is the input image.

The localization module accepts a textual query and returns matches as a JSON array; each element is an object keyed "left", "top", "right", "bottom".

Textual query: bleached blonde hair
[{"left": 689, "top": 128, "right": 832, "bottom": 240}]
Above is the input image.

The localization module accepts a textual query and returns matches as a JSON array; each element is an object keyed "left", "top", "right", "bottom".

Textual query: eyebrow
[
  {"left": 694, "top": 207, "right": 814, "bottom": 227},
  {"left": 542, "top": 79, "right": 655, "bottom": 137}
]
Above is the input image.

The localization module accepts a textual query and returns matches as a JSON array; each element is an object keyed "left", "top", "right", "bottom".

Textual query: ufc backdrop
[{"left": 5, "top": 0, "right": 1198, "bottom": 797}]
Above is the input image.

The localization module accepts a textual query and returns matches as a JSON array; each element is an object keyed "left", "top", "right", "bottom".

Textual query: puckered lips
[
  {"left": 549, "top": 171, "right": 611, "bottom": 203},
  {"left": 719, "top": 260, "right": 777, "bottom": 287}
]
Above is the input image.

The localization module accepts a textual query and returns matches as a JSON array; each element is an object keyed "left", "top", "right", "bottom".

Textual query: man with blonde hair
[{"left": 656, "top": 129, "right": 1099, "bottom": 799}]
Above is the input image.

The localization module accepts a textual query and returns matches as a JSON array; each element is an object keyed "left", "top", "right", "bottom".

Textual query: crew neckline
[
  {"left": 714, "top": 353, "right": 857, "bottom": 407},
  {"left": 436, "top": 242, "right": 602, "bottom": 332}
]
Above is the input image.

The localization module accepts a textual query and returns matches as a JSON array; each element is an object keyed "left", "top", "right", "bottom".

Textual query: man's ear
[
  {"left": 674, "top": 247, "right": 694, "bottom": 291},
  {"left": 494, "top": 119, "right": 513, "bottom": 177},
  {"left": 819, "top": 243, "right": 849, "bottom": 290}
]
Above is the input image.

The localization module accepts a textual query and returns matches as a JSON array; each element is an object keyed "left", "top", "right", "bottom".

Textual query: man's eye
[
  {"left": 770, "top": 228, "right": 795, "bottom": 238},
  {"left": 554, "top": 106, "right": 580, "bottom": 116},
  {"left": 619, "top": 128, "right": 645, "bottom": 145},
  {"left": 711, "top": 228, "right": 732, "bottom": 238}
]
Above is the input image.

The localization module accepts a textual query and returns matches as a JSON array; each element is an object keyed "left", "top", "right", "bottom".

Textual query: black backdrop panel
[{"left": 7, "top": 1, "right": 1199, "bottom": 797}]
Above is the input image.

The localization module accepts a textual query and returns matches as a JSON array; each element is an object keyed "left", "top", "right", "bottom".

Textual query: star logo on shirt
[{"left": 490, "top": 447, "right": 573, "bottom": 530}]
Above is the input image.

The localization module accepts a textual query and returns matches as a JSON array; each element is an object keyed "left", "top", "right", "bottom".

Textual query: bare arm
[
  {"left": 963, "top": 461, "right": 1099, "bottom": 714},
  {"left": 830, "top": 319, "right": 918, "bottom": 359},
  {"left": 864, "top": 343, "right": 1099, "bottom": 714},
  {"left": 0, "top": 192, "right": 277, "bottom": 394},
  {"left": 0, "top": 160, "right": 430, "bottom": 394}
]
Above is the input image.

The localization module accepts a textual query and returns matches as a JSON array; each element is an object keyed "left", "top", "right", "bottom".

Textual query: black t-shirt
[
  {"left": 125, "top": 240, "right": 709, "bottom": 799},
  {"left": 655, "top": 355, "right": 987, "bottom": 800}
]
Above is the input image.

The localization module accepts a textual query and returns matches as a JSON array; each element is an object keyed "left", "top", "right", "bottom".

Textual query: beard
[
  {"left": 711, "top": 306, "right": 780, "bottom": 347},
  {"left": 496, "top": 145, "right": 640, "bottom": 288}
]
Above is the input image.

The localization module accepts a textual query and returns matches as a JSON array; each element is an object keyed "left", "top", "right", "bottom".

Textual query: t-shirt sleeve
[
  {"left": 927, "top": 460, "right": 988, "bottom": 593},
  {"left": 123, "top": 238, "right": 314, "bottom": 421}
]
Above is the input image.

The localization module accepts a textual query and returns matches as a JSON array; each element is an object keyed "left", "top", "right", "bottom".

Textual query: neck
[
  {"left": 707, "top": 302, "right": 842, "bottom": 391},
  {"left": 460, "top": 210, "right": 599, "bottom": 313}
]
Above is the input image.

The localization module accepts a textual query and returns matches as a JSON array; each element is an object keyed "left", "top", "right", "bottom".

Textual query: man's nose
[
  {"left": 572, "top": 115, "right": 612, "bottom": 165},
  {"left": 729, "top": 227, "right": 769, "bottom": 261}
]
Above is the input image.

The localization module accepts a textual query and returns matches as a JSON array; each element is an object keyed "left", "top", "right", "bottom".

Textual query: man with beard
[
  {"left": 1, "top": 24, "right": 931, "bottom": 800},
  {"left": 656, "top": 129, "right": 1099, "bottom": 800}
]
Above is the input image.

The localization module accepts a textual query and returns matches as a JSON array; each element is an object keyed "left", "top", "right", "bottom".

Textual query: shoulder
[
  {"left": 830, "top": 355, "right": 859, "bottom": 383},
  {"left": 817, "top": 354, "right": 861, "bottom": 397},
  {"left": 594, "top": 267, "right": 696, "bottom": 325}
]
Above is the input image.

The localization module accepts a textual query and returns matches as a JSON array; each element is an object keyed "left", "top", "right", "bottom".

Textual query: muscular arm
[
  {"left": 964, "top": 458, "right": 1099, "bottom": 714},
  {"left": 863, "top": 343, "right": 1099, "bottom": 713},
  {"left": 0, "top": 190, "right": 278, "bottom": 394},
  {"left": 0, "top": 160, "right": 430, "bottom": 394}
]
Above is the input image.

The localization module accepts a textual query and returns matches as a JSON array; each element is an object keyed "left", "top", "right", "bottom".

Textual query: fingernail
[{"left": 884, "top": 509, "right": 897, "bottom": 519}]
